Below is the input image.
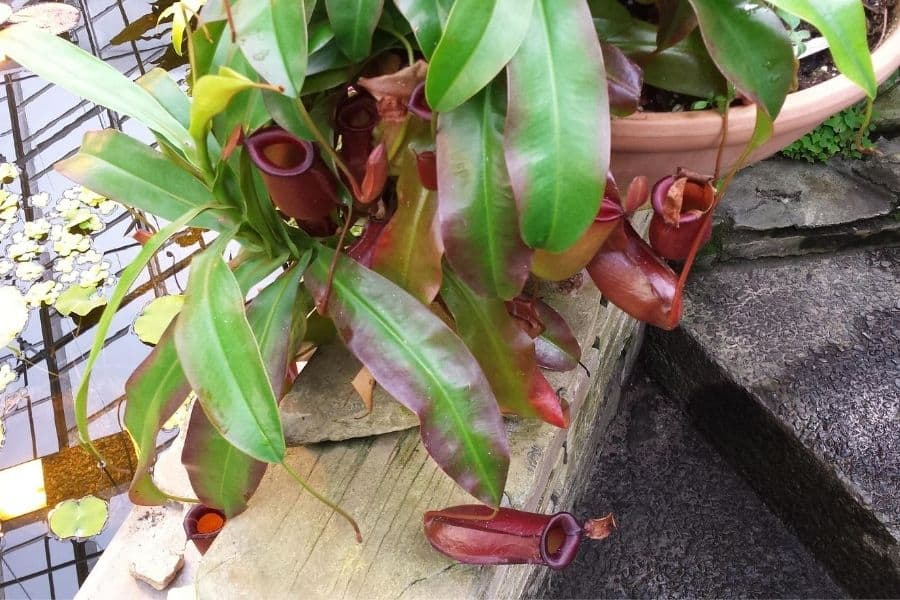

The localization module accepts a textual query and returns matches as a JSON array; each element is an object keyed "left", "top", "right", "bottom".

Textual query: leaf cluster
[{"left": 0, "top": 0, "right": 880, "bottom": 543}]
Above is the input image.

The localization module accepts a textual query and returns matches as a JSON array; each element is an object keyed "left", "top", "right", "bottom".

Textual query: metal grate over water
[{"left": 0, "top": 2, "right": 187, "bottom": 598}]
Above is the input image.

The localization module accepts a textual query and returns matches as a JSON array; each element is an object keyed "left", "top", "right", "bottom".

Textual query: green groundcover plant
[{"left": 0, "top": 0, "right": 877, "bottom": 556}]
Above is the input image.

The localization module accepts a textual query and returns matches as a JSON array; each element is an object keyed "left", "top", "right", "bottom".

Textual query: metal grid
[{"left": 0, "top": 1, "right": 187, "bottom": 597}]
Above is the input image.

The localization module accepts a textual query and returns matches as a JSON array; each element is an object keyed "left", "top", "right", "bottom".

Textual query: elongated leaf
[
  {"left": 124, "top": 250, "right": 287, "bottom": 505},
  {"left": 371, "top": 151, "right": 442, "bottom": 303},
  {"left": 766, "top": 0, "right": 875, "bottom": 98},
  {"left": 394, "top": 0, "right": 453, "bottom": 59},
  {"left": 656, "top": 0, "right": 697, "bottom": 51},
  {"left": 181, "top": 264, "right": 305, "bottom": 516},
  {"left": 125, "top": 326, "right": 193, "bottom": 505},
  {"left": 174, "top": 241, "right": 286, "bottom": 464},
  {"left": 687, "top": 0, "right": 793, "bottom": 118},
  {"left": 324, "top": 0, "right": 385, "bottom": 61},
  {"left": 233, "top": 0, "right": 308, "bottom": 97},
  {"left": 425, "top": 0, "right": 534, "bottom": 112},
  {"left": 0, "top": 25, "right": 191, "bottom": 152},
  {"left": 440, "top": 267, "right": 536, "bottom": 418},
  {"left": 78, "top": 206, "right": 210, "bottom": 480},
  {"left": 305, "top": 246, "right": 509, "bottom": 506},
  {"left": 437, "top": 83, "right": 530, "bottom": 300},
  {"left": 505, "top": 0, "right": 608, "bottom": 253},
  {"left": 533, "top": 299, "right": 581, "bottom": 372},
  {"left": 263, "top": 91, "right": 314, "bottom": 140},
  {"left": 137, "top": 68, "right": 190, "bottom": 127},
  {"left": 181, "top": 406, "right": 267, "bottom": 517},
  {"left": 595, "top": 16, "right": 725, "bottom": 99},
  {"left": 55, "top": 130, "right": 239, "bottom": 233}
]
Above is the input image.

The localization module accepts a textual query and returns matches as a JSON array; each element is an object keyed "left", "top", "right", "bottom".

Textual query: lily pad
[
  {"left": 47, "top": 495, "right": 109, "bottom": 541},
  {"left": 54, "top": 284, "right": 106, "bottom": 317},
  {"left": 0, "top": 286, "right": 27, "bottom": 347},
  {"left": 134, "top": 295, "right": 185, "bottom": 345}
]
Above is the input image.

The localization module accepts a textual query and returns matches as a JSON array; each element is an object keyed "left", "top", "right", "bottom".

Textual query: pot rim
[{"left": 611, "top": 19, "right": 900, "bottom": 150}]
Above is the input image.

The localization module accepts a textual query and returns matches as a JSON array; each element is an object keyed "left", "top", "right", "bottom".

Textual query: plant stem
[
  {"left": 281, "top": 460, "right": 362, "bottom": 543},
  {"left": 293, "top": 98, "right": 361, "bottom": 197},
  {"left": 383, "top": 26, "right": 415, "bottom": 66}
]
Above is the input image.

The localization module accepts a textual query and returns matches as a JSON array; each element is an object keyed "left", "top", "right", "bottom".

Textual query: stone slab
[
  {"left": 720, "top": 157, "right": 895, "bottom": 231},
  {"left": 873, "top": 82, "right": 900, "bottom": 134},
  {"left": 280, "top": 341, "right": 418, "bottom": 445},
  {"left": 544, "top": 372, "right": 843, "bottom": 599},
  {"left": 195, "top": 279, "right": 643, "bottom": 600},
  {"left": 644, "top": 248, "right": 900, "bottom": 597}
]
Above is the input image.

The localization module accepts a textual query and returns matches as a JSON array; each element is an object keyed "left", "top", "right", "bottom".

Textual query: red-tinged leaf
[
  {"left": 687, "top": 0, "right": 793, "bottom": 118},
  {"left": 440, "top": 266, "right": 537, "bottom": 419},
  {"left": 505, "top": 0, "right": 609, "bottom": 253},
  {"left": 437, "top": 82, "right": 531, "bottom": 300},
  {"left": 602, "top": 42, "right": 643, "bottom": 117},
  {"left": 125, "top": 326, "right": 192, "bottom": 505},
  {"left": 533, "top": 299, "right": 581, "bottom": 372},
  {"left": 530, "top": 220, "right": 618, "bottom": 281},
  {"left": 305, "top": 246, "right": 509, "bottom": 506},
  {"left": 370, "top": 150, "right": 443, "bottom": 303},
  {"left": 528, "top": 368, "right": 569, "bottom": 428},
  {"left": 181, "top": 405, "right": 267, "bottom": 518},
  {"left": 358, "top": 142, "right": 388, "bottom": 204},
  {"left": 656, "top": 0, "right": 698, "bottom": 51}
]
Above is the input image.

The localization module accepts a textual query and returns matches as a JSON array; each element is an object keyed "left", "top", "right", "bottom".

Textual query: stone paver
[{"left": 545, "top": 374, "right": 843, "bottom": 599}]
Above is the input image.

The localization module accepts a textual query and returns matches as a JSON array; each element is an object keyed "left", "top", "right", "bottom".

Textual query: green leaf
[
  {"left": 125, "top": 326, "right": 194, "bottom": 505},
  {"left": 124, "top": 249, "right": 286, "bottom": 506},
  {"left": 437, "top": 83, "right": 530, "bottom": 300},
  {"left": 48, "top": 496, "right": 109, "bottom": 541},
  {"left": 262, "top": 91, "right": 314, "bottom": 140},
  {"left": 232, "top": 0, "right": 308, "bottom": 97},
  {"left": 55, "top": 130, "right": 240, "bottom": 233},
  {"left": 656, "top": 0, "right": 697, "bottom": 51},
  {"left": 440, "top": 267, "right": 537, "bottom": 418},
  {"left": 687, "top": 0, "right": 794, "bottom": 118},
  {"left": 181, "top": 264, "right": 305, "bottom": 516},
  {"left": 505, "top": 0, "right": 608, "bottom": 252},
  {"left": 0, "top": 25, "right": 192, "bottom": 153},
  {"left": 305, "top": 246, "right": 509, "bottom": 507},
  {"left": 181, "top": 404, "right": 267, "bottom": 518},
  {"left": 425, "top": 0, "right": 534, "bottom": 112},
  {"left": 53, "top": 285, "right": 106, "bottom": 317},
  {"left": 134, "top": 295, "right": 185, "bottom": 345},
  {"left": 174, "top": 241, "right": 286, "bottom": 464},
  {"left": 766, "top": 0, "right": 875, "bottom": 98},
  {"left": 137, "top": 68, "right": 190, "bottom": 128},
  {"left": 394, "top": 0, "right": 453, "bottom": 59},
  {"left": 595, "top": 17, "right": 725, "bottom": 99},
  {"left": 370, "top": 150, "right": 443, "bottom": 304},
  {"left": 324, "top": 0, "right": 385, "bottom": 61}
]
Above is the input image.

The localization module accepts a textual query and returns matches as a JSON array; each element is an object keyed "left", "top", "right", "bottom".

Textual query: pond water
[{"left": 0, "top": 1, "right": 189, "bottom": 597}]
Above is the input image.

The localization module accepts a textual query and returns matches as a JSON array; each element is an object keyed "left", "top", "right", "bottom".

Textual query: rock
[
  {"left": 721, "top": 157, "right": 894, "bottom": 231},
  {"left": 873, "top": 83, "right": 900, "bottom": 134},
  {"left": 129, "top": 550, "right": 184, "bottom": 591},
  {"left": 280, "top": 341, "right": 418, "bottom": 445}
]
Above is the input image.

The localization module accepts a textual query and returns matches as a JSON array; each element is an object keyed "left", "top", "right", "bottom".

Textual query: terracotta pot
[{"left": 610, "top": 23, "right": 900, "bottom": 184}]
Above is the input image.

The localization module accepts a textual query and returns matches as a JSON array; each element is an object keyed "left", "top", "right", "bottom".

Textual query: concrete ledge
[
  {"left": 195, "top": 281, "right": 642, "bottom": 599},
  {"left": 644, "top": 248, "right": 900, "bottom": 597}
]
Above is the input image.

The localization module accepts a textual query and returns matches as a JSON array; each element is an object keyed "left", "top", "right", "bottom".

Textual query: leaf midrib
[{"left": 327, "top": 263, "right": 502, "bottom": 502}]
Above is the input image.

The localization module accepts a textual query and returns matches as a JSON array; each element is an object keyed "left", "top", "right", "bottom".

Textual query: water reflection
[{"left": 0, "top": 1, "right": 187, "bottom": 597}]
